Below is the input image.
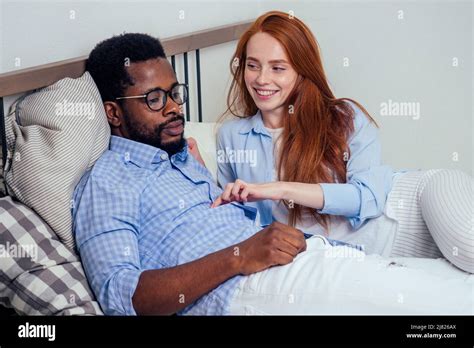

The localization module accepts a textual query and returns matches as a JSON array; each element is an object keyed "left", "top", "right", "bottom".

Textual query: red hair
[{"left": 224, "top": 11, "right": 377, "bottom": 231}]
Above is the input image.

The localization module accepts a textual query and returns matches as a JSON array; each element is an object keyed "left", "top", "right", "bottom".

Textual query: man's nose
[{"left": 162, "top": 96, "right": 180, "bottom": 117}]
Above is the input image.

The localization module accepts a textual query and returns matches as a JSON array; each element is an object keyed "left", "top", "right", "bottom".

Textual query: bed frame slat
[{"left": 0, "top": 20, "right": 252, "bottom": 97}]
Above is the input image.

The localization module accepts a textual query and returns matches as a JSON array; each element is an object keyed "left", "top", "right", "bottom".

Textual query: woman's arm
[
  {"left": 317, "top": 106, "right": 393, "bottom": 228},
  {"left": 212, "top": 104, "right": 392, "bottom": 230},
  {"left": 211, "top": 180, "right": 324, "bottom": 209},
  {"left": 212, "top": 106, "right": 393, "bottom": 230},
  {"left": 280, "top": 182, "right": 325, "bottom": 209}
]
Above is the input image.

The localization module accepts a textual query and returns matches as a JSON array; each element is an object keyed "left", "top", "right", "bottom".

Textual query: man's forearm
[{"left": 132, "top": 244, "right": 240, "bottom": 315}]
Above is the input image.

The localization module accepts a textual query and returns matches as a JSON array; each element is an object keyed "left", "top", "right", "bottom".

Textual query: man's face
[{"left": 118, "top": 58, "right": 186, "bottom": 155}]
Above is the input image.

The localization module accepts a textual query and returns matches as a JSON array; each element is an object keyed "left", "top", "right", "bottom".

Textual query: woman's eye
[
  {"left": 246, "top": 63, "right": 258, "bottom": 70},
  {"left": 273, "top": 67, "right": 285, "bottom": 71}
]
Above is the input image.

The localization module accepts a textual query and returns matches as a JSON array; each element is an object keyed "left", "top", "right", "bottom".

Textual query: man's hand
[
  {"left": 211, "top": 179, "right": 285, "bottom": 207},
  {"left": 234, "top": 221, "right": 307, "bottom": 275},
  {"left": 187, "top": 137, "right": 206, "bottom": 167},
  {"left": 132, "top": 221, "right": 306, "bottom": 315}
]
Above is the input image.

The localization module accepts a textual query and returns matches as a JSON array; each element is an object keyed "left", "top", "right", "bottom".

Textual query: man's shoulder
[
  {"left": 85, "top": 150, "right": 125, "bottom": 187},
  {"left": 78, "top": 149, "right": 147, "bottom": 194}
]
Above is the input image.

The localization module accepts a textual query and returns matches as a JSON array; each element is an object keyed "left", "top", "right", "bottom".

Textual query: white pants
[{"left": 228, "top": 235, "right": 474, "bottom": 315}]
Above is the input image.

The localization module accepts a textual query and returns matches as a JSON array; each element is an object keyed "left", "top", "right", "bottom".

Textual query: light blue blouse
[{"left": 217, "top": 102, "right": 397, "bottom": 230}]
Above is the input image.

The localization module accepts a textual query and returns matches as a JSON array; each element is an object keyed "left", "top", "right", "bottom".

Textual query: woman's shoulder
[
  {"left": 343, "top": 100, "right": 373, "bottom": 130},
  {"left": 217, "top": 114, "right": 256, "bottom": 137}
]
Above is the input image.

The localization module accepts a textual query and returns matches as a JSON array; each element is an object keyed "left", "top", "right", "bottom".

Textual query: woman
[{"left": 213, "top": 11, "right": 473, "bottom": 273}]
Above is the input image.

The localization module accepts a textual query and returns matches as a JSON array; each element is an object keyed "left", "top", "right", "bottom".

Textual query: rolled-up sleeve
[
  {"left": 317, "top": 105, "right": 393, "bottom": 230},
  {"left": 73, "top": 174, "right": 142, "bottom": 315}
]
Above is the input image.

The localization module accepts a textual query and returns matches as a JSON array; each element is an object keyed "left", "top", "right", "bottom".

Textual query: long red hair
[{"left": 224, "top": 11, "right": 377, "bottom": 231}]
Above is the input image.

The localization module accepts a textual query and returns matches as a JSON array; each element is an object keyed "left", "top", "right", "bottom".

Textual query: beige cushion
[
  {"left": 4, "top": 72, "right": 110, "bottom": 250},
  {"left": 185, "top": 122, "right": 218, "bottom": 181}
]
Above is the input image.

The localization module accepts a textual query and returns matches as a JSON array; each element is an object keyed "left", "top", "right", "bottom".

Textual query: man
[{"left": 73, "top": 33, "right": 472, "bottom": 316}]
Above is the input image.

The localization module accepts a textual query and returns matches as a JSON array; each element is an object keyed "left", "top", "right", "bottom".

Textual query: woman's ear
[{"left": 103, "top": 101, "right": 123, "bottom": 128}]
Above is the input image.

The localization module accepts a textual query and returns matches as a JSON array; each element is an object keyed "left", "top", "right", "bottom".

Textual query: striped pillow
[
  {"left": 4, "top": 72, "right": 110, "bottom": 250},
  {"left": 0, "top": 159, "right": 4, "bottom": 197}
]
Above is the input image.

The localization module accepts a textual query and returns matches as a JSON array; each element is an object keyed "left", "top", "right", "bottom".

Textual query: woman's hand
[
  {"left": 211, "top": 179, "right": 285, "bottom": 208},
  {"left": 187, "top": 137, "right": 206, "bottom": 167}
]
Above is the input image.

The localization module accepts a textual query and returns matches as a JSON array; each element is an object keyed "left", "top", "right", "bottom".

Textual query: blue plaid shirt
[{"left": 72, "top": 135, "right": 260, "bottom": 315}]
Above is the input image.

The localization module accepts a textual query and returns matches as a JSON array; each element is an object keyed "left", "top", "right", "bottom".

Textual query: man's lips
[
  {"left": 162, "top": 120, "right": 184, "bottom": 136},
  {"left": 164, "top": 120, "right": 183, "bottom": 129}
]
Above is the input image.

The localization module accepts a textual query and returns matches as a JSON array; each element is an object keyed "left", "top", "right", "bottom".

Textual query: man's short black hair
[{"left": 86, "top": 33, "right": 166, "bottom": 102}]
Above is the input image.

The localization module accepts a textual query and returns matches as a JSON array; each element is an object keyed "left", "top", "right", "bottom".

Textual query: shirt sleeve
[
  {"left": 216, "top": 125, "right": 237, "bottom": 189},
  {"left": 317, "top": 106, "right": 393, "bottom": 230},
  {"left": 73, "top": 173, "right": 143, "bottom": 315}
]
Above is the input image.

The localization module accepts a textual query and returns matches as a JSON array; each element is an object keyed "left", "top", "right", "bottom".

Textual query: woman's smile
[{"left": 253, "top": 88, "right": 280, "bottom": 100}]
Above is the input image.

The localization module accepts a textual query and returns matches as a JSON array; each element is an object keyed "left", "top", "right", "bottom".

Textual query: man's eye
[{"left": 149, "top": 98, "right": 160, "bottom": 104}]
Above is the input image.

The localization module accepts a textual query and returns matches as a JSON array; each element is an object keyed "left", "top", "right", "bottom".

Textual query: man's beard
[{"left": 124, "top": 114, "right": 186, "bottom": 156}]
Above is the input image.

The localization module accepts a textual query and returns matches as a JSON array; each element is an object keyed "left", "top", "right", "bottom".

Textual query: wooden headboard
[{"left": 0, "top": 20, "right": 252, "bottom": 168}]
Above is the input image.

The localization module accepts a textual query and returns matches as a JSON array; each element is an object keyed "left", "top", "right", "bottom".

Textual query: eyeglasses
[{"left": 115, "top": 83, "right": 188, "bottom": 112}]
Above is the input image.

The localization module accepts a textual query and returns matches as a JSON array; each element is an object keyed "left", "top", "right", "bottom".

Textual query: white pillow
[
  {"left": 185, "top": 122, "right": 218, "bottom": 181},
  {"left": 4, "top": 72, "right": 110, "bottom": 250}
]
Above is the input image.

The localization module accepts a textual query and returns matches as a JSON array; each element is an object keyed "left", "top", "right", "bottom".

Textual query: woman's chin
[{"left": 255, "top": 102, "right": 284, "bottom": 114}]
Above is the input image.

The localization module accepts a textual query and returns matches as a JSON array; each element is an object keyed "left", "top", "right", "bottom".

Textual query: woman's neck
[{"left": 261, "top": 108, "right": 284, "bottom": 129}]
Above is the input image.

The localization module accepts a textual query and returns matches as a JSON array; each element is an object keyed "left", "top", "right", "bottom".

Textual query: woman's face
[{"left": 244, "top": 32, "right": 298, "bottom": 117}]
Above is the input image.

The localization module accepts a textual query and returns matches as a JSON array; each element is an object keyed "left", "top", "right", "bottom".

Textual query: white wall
[
  {"left": 0, "top": 0, "right": 264, "bottom": 123},
  {"left": 1, "top": 0, "right": 472, "bottom": 175},
  {"left": 258, "top": 0, "right": 472, "bottom": 175}
]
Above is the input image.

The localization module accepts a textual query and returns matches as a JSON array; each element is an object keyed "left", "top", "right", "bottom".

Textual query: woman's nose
[{"left": 255, "top": 69, "right": 270, "bottom": 85}]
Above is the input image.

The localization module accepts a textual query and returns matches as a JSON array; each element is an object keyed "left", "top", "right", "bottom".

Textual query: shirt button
[{"left": 160, "top": 153, "right": 168, "bottom": 160}]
